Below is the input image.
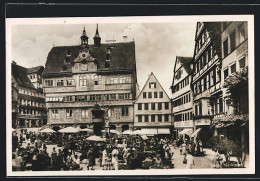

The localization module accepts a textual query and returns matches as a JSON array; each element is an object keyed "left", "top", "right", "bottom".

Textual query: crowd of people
[{"left": 12, "top": 128, "right": 207, "bottom": 171}]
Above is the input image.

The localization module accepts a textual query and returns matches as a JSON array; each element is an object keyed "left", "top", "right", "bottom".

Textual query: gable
[{"left": 136, "top": 73, "right": 170, "bottom": 103}]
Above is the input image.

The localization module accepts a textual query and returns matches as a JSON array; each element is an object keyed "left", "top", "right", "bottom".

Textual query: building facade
[
  {"left": 12, "top": 63, "right": 47, "bottom": 129},
  {"left": 42, "top": 26, "right": 137, "bottom": 135},
  {"left": 212, "top": 22, "right": 248, "bottom": 150},
  {"left": 27, "top": 66, "right": 44, "bottom": 89},
  {"left": 134, "top": 73, "right": 172, "bottom": 135},
  {"left": 191, "top": 22, "right": 222, "bottom": 142},
  {"left": 171, "top": 56, "right": 194, "bottom": 139}
]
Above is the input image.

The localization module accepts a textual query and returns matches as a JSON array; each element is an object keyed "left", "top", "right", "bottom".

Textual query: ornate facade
[{"left": 42, "top": 26, "right": 137, "bottom": 135}]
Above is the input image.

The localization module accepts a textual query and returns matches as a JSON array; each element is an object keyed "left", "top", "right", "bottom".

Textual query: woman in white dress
[
  {"left": 102, "top": 148, "right": 107, "bottom": 167},
  {"left": 111, "top": 147, "right": 119, "bottom": 170}
]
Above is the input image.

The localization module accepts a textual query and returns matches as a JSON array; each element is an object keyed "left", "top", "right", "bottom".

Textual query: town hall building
[{"left": 42, "top": 25, "right": 137, "bottom": 135}]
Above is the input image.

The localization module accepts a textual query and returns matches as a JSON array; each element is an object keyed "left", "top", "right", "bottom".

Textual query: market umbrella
[
  {"left": 122, "top": 130, "right": 133, "bottom": 135},
  {"left": 86, "top": 135, "right": 105, "bottom": 142},
  {"left": 58, "top": 127, "right": 79, "bottom": 133},
  {"left": 40, "top": 128, "right": 56, "bottom": 133},
  {"left": 110, "top": 129, "right": 120, "bottom": 135},
  {"left": 80, "top": 128, "right": 93, "bottom": 132}
]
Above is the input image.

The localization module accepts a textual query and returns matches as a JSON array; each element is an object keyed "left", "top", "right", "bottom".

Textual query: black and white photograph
[{"left": 6, "top": 15, "right": 255, "bottom": 176}]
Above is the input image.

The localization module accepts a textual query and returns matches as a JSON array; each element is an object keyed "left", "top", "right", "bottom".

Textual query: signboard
[
  {"left": 174, "top": 120, "right": 193, "bottom": 128},
  {"left": 194, "top": 119, "right": 210, "bottom": 126}
]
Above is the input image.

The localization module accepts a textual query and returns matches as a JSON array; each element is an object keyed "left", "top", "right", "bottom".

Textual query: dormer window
[
  {"left": 65, "top": 57, "right": 70, "bottom": 63},
  {"left": 67, "top": 49, "right": 71, "bottom": 56},
  {"left": 106, "top": 54, "right": 111, "bottom": 61},
  {"left": 107, "top": 47, "right": 112, "bottom": 53},
  {"left": 62, "top": 65, "right": 67, "bottom": 71}
]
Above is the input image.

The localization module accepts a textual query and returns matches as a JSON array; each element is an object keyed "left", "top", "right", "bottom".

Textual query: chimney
[{"left": 123, "top": 36, "right": 128, "bottom": 42}]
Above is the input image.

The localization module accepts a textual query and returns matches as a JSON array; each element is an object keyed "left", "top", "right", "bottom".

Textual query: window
[
  {"left": 199, "top": 102, "right": 202, "bottom": 115},
  {"left": 151, "top": 115, "right": 155, "bottom": 122},
  {"left": 62, "top": 65, "right": 67, "bottom": 71},
  {"left": 151, "top": 103, "right": 155, "bottom": 110},
  {"left": 138, "top": 103, "right": 142, "bottom": 110},
  {"left": 143, "top": 92, "right": 147, "bottom": 99},
  {"left": 114, "top": 77, "right": 118, "bottom": 84},
  {"left": 81, "top": 110, "right": 89, "bottom": 118},
  {"left": 144, "top": 103, "right": 149, "bottom": 110},
  {"left": 57, "top": 80, "right": 64, "bottom": 86},
  {"left": 200, "top": 78, "right": 204, "bottom": 92},
  {"left": 239, "top": 27, "right": 245, "bottom": 43},
  {"left": 159, "top": 91, "right": 163, "bottom": 98},
  {"left": 110, "top": 94, "right": 116, "bottom": 100},
  {"left": 148, "top": 92, "right": 152, "bottom": 98},
  {"left": 219, "top": 98, "right": 223, "bottom": 113},
  {"left": 138, "top": 115, "right": 142, "bottom": 122},
  {"left": 45, "top": 80, "right": 53, "bottom": 87},
  {"left": 96, "top": 95, "right": 101, "bottom": 100},
  {"left": 79, "top": 76, "right": 87, "bottom": 86},
  {"left": 66, "top": 96, "right": 73, "bottom": 102},
  {"left": 195, "top": 105, "right": 198, "bottom": 115},
  {"left": 66, "top": 79, "right": 75, "bottom": 86},
  {"left": 51, "top": 109, "right": 59, "bottom": 119},
  {"left": 94, "top": 75, "right": 102, "bottom": 85},
  {"left": 239, "top": 57, "right": 246, "bottom": 68},
  {"left": 145, "top": 115, "right": 149, "bottom": 122},
  {"left": 165, "top": 102, "right": 169, "bottom": 109},
  {"left": 149, "top": 82, "right": 156, "bottom": 89},
  {"left": 154, "top": 92, "right": 158, "bottom": 98},
  {"left": 223, "top": 39, "right": 228, "bottom": 58},
  {"left": 164, "top": 115, "right": 169, "bottom": 122},
  {"left": 231, "top": 63, "right": 236, "bottom": 73},
  {"left": 122, "top": 107, "right": 129, "bottom": 116},
  {"left": 158, "top": 115, "right": 162, "bottom": 122},
  {"left": 66, "top": 109, "right": 73, "bottom": 119},
  {"left": 90, "top": 95, "right": 95, "bottom": 101},
  {"left": 230, "top": 31, "right": 236, "bottom": 52},
  {"left": 158, "top": 103, "right": 162, "bottom": 110}
]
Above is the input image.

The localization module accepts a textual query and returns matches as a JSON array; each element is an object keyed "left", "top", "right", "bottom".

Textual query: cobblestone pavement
[{"left": 170, "top": 146, "right": 213, "bottom": 169}]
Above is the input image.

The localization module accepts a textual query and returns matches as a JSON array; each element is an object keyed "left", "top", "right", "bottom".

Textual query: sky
[{"left": 11, "top": 21, "right": 196, "bottom": 97}]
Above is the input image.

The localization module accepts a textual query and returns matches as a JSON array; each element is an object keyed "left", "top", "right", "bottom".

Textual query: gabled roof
[
  {"left": 12, "top": 63, "right": 36, "bottom": 90},
  {"left": 176, "top": 56, "right": 193, "bottom": 74},
  {"left": 42, "top": 41, "right": 136, "bottom": 77},
  {"left": 136, "top": 72, "right": 171, "bottom": 101},
  {"left": 27, "top": 66, "right": 44, "bottom": 74}
]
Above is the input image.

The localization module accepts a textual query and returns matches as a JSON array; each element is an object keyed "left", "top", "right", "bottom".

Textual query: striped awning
[
  {"left": 178, "top": 128, "right": 193, "bottom": 136},
  {"left": 157, "top": 128, "right": 170, "bottom": 134},
  {"left": 190, "top": 128, "right": 201, "bottom": 137}
]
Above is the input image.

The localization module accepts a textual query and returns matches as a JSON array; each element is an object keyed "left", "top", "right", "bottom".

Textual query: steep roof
[
  {"left": 42, "top": 41, "right": 136, "bottom": 77},
  {"left": 136, "top": 72, "right": 171, "bottom": 101},
  {"left": 27, "top": 66, "right": 44, "bottom": 74},
  {"left": 176, "top": 56, "right": 193, "bottom": 74},
  {"left": 12, "top": 63, "right": 36, "bottom": 90}
]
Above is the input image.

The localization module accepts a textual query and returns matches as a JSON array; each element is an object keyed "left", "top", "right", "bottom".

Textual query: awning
[
  {"left": 140, "top": 128, "right": 158, "bottom": 135},
  {"left": 190, "top": 128, "right": 201, "bottom": 137},
  {"left": 178, "top": 128, "right": 193, "bottom": 136},
  {"left": 157, "top": 128, "right": 170, "bottom": 134}
]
